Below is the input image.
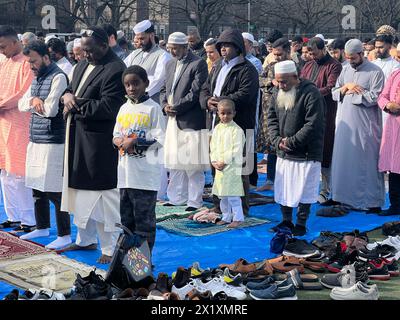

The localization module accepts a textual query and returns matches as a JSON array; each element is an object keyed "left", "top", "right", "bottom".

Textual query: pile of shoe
[
  {"left": 3, "top": 288, "right": 65, "bottom": 300},
  {"left": 171, "top": 264, "right": 247, "bottom": 300},
  {"left": 247, "top": 268, "right": 322, "bottom": 300}
]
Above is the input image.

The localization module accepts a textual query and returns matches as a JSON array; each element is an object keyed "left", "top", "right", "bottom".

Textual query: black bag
[
  {"left": 105, "top": 224, "right": 154, "bottom": 290},
  {"left": 270, "top": 226, "right": 293, "bottom": 254}
]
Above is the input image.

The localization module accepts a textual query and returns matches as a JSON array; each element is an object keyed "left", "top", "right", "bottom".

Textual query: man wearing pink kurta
[
  {"left": 0, "top": 26, "right": 36, "bottom": 231},
  {"left": 377, "top": 68, "right": 400, "bottom": 216}
]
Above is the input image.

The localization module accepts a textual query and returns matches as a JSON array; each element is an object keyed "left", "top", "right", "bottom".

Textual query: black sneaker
[
  {"left": 328, "top": 250, "right": 359, "bottom": 273},
  {"left": 367, "top": 263, "right": 391, "bottom": 281},
  {"left": 155, "top": 272, "right": 170, "bottom": 294},
  {"left": 269, "top": 221, "right": 294, "bottom": 233},
  {"left": 358, "top": 244, "right": 397, "bottom": 261},
  {"left": 292, "top": 225, "right": 307, "bottom": 237},
  {"left": 282, "top": 239, "right": 320, "bottom": 258},
  {"left": 172, "top": 267, "right": 191, "bottom": 289},
  {"left": 3, "top": 289, "right": 19, "bottom": 300},
  {"left": 74, "top": 269, "right": 104, "bottom": 289},
  {"left": 0, "top": 220, "right": 21, "bottom": 229}
]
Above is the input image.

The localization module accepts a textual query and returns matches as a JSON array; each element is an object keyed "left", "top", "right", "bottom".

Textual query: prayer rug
[
  {"left": 0, "top": 231, "right": 47, "bottom": 261},
  {"left": 0, "top": 253, "right": 106, "bottom": 294},
  {"left": 156, "top": 203, "right": 213, "bottom": 222},
  {"left": 157, "top": 217, "right": 270, "bottom": 237}
]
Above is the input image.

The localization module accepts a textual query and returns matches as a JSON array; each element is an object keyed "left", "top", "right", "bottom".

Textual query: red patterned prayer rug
[{"left": 0, "top": 231, "right": 47, "bottom": 261}]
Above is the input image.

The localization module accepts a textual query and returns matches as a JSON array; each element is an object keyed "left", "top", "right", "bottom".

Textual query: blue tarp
[{"left": 0, "top": 161, "right": 398, "bottom": 299}]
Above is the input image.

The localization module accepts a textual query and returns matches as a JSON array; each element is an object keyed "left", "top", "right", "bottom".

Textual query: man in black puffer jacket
[
  {"left": 268, "top": 60, "right": 326, "bottom": 236},
  {"left": 200, "top": 28, "right": 260, "bottom": 216}
]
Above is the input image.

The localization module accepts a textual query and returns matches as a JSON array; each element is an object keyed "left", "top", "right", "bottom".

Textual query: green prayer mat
[
  {"left": 156, "top": 203, "right": 213, "bottom": 222},
  {"left": 157, "top": 217, "right": 270, "bottom": 237}
]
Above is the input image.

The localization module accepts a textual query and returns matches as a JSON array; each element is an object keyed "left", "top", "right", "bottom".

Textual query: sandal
[{"left": 271, "top": 256, "right": 305, "bottom": 273}]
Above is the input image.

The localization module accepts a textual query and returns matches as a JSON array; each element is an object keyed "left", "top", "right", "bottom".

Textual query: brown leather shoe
[
  {"left": 219, "top": 258, "right": 263, "bottom": 273},
  {"left": 271, "top": 256, "right": 305, "bottom": 273},
  {"left": 299, "top": 259, "right": 328, "bottom": 273}
]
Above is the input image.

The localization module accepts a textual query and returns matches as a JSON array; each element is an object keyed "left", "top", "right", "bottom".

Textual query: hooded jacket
[
  {"left": 267, "top": 79, "right": 326, "bottom": 162},
  {"left": 200, "top": 29, "right": 259, "bottom": 132}
]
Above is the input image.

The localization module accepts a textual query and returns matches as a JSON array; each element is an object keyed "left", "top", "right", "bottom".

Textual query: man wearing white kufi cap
[
  {"left": 124, "top": 19, "right": 171, "bottom": 103},
  {"left": 242, "top": 32, "right": 262, "bottom": 74},
  {"left": 268, "top": 60, "right": 326, "bottom": 236},
  {"left": 124, "top": 20, "right": 172, "bottom": 200},
  {"left": 317, "top": 39, "right": 385, "bottom": 217},
  {"left": 160, "top": 32, "right": 209, "bottom": 211}
]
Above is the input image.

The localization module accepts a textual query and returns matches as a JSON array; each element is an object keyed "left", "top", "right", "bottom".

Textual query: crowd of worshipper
[{"left": 0, "top": 19, "right": 399, "bottom": 265}]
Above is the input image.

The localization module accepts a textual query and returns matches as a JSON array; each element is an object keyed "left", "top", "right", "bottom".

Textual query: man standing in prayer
[
  {"left": 61, "top": 27, "right": 126, "bottom": 264},
  {"left": 317, "top": 39, "right": 385, "bottom": 217},
  {"left": 377, "top": 69, "right": 400, "bottom": 216},
  {"left": 18, "top": 41, "right": 71, "bottom": 249},
  {"left": 301, "top": 37, "right": 342, "bottom": 205},
  {"left": 102, "top": 24, "right": 128, "bottom": 60},
  {"left": 329, "top": 39, "right": 347, "bottom": 66},
  {"left": 47, "top": 38, "right": 73, "bottom": 75},
  {"left": 268, "top": 60, "right": 325, "bottom": 236},
  {"left": 0, "top": 25, "right": 36, "bottom": 233},
  {"left": 372, "top": 34, "right": 400, "bottom": 82},
  {"left": 160, "top": 32, "right": 209, "bottom": 211},
  {"left": 200, "top": 29, "right": 259, "bottom": 216},
  {"left": 257, "top": 38, "right": 295, "bottom": 192},
  {"left": 188, "top": 29, "right": 206, "bottom": 59},
  {"left": 73, "top": 38, "right": 85, "bottom": 62},
  {"left": 124, "top": 20, "right": 171, "bottom": 103},
  {"left": 242, "top": 32, "right": 263, "bottom": 74}
]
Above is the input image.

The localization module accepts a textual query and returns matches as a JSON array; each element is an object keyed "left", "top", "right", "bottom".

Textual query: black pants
[
  {"left": 281, "top": 203, "right": 311, "bottom": 227},
  {"left": 249, "top": 152, "right": 259, "bottom": 186},
  {"left": 120, "top": 188, "right": 157, "bottom": 252},
  {"left": 267, "top": 153, "right": 277, "bottom": 182},
  {"left": 389, "top": 172, "right": 400, "bottom": 210},
  {"left": 32, "top": 189, "right": 71, "bottom": 236}
]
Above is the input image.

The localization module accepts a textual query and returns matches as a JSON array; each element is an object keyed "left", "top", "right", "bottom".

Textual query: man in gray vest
[
  {"left": 18, "top": 41, "right": 72, "bottom": 249},
  {"left": 124, "top": 20, "right": 171, "bottom": 103}
]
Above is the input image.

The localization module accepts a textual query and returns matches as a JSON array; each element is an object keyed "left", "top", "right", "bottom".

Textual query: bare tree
[
  {"left": 256, "top": 0, "right": 342, "bottom": 35},
  {"left": 153, "top": 0, "right": 248, "bottom": 38},
  {"left": 356, "top": 0, "right": 400, "bottom": 32},
  {"left": 48, "top": 0, "right": 137, "bottom": 30}
]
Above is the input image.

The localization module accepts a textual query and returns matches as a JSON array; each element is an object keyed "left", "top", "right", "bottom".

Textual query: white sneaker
[
  {"left": 330, "top": 282, "right": 379, "bottom": 300},
  {"left": 171, "top": 280, "right": 206, "bottom": 300},
  {"left": 367, "top": 236, "right": 400, "bottom": 251},
  {"left": 198, "top": 277, "right": 247, "bottom": 300},
  {"left": 37, "top": 289, "right": 66, "bottom": 300}
]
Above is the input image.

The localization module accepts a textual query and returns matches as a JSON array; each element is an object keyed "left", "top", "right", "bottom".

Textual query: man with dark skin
[{"left": 61, "top": 27, "right": 126, "bottom": 264}]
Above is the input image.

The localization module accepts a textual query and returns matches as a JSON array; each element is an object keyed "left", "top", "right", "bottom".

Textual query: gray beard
[{"left": 276, "top": 87, "right": 297, "bottom": 111}]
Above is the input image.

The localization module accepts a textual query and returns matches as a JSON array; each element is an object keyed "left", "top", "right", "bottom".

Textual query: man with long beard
[{"left": 267, "top": 60, "right": 326, "bottom": 236}]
